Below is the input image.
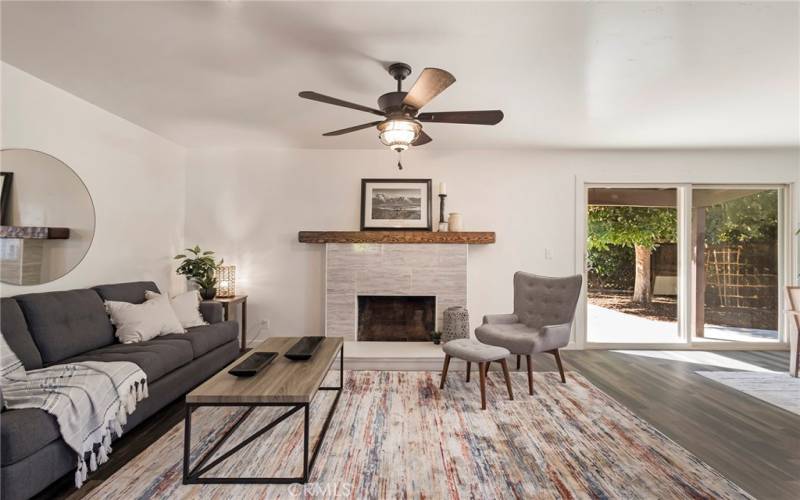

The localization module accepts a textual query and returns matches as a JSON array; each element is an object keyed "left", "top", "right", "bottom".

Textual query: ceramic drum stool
[
  {"left": 442, "top": 306, "right": 470, "bottom": 343},
  {"left": 439, "top": 339, "right": 513, "bottom": 410}
]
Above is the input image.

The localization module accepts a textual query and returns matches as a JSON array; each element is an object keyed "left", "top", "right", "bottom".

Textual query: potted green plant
[
  {"left": 193, "top": 272, "right": 219, "bottom": 300},
  {"left": 431, "top": 331, "right": 442, "bottom": 345},
  {"left": 174, "top": 245, "right": 224, "bottom": 300}
]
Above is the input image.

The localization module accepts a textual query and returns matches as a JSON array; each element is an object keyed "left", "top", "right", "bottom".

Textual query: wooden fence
[{"left": 590, "top": 243, "right": 778, "bottom": 311}]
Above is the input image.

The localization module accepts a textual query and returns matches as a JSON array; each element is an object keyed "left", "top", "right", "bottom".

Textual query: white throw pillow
[
  {"left": 105, "top": 295, "right": 185, "bottom": 344},
  {"left": 145, "top": 290, "right": 207, "bottom": 329}
]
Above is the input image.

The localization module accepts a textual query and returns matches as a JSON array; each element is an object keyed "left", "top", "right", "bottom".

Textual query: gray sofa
[{"left": 0, "top": 281, "right": 241, "bottom": 500}]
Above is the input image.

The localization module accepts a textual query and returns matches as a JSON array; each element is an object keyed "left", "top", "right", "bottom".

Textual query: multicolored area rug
[{"left": 86, "top": 371, "right": 751, "bottom": 499}]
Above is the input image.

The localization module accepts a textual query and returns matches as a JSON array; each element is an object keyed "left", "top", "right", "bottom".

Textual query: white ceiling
[{"left": 2, "top": 1, "right": 798, "bottom": 149}]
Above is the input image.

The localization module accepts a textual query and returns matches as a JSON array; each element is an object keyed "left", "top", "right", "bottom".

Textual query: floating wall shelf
[{"left": 0, "top": 226, "right": 70, "bottom": 239}]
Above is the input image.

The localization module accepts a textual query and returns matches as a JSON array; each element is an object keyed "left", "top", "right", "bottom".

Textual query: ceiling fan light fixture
[
  {"left": 299, "top": 63, "right": 504, "bottom": 150},
  {"left": 378, "top": 119, "right": 420, "bottom": 152}
]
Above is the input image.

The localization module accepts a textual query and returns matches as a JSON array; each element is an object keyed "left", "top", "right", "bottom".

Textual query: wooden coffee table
[{"left": 182, "top": 336, "right": 343, "bottom": 484}]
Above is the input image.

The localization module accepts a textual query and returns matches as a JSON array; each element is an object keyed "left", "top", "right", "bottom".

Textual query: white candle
[{"left": 439, "top": 182, "right": 447, "bottom": 195}]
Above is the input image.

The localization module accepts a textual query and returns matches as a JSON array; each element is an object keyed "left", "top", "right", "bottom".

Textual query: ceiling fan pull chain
[{"left": 397, "top": 151, "right": 403, "bottom": 170}]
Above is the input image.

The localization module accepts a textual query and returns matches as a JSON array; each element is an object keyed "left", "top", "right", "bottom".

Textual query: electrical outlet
[
  {"left": 248, "top": 319, "right": 271, "bottom": 345},
  {"left": 544, "top": 248, "right": 553, "bottom": 260}
]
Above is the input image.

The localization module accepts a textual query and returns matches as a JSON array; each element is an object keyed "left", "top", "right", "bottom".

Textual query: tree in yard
[
  {"left": 588, "top": 206, "right": 677, "bottom": 303},
  {"left": 703, "top": 190, "right": 777, "bottom": 244}
]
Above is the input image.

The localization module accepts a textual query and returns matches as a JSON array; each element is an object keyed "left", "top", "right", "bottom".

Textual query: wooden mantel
[{"left": 298, "top": 231, "right": 495, "bottom": 244}]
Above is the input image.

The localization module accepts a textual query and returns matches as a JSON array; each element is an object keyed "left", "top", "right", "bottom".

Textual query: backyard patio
[{"left": 588, "top": 294, "right": 778, "bottom": 344}]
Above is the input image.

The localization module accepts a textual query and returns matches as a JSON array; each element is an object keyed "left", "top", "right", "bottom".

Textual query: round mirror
[{"left": 0, "top": 149, "right": 95, "bottom": 285}]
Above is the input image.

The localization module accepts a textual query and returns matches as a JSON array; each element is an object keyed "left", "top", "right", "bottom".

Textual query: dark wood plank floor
[
  {"left": 562, "top": 350, "right": 800, "bottom": 500},
  {"left": 37, "top": 351, "right": 798, "bottom": 500}
]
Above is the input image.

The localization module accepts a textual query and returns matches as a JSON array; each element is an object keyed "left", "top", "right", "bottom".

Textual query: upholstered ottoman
[{"left": 439, "top": 339, "right": 513, "bottom": 409}]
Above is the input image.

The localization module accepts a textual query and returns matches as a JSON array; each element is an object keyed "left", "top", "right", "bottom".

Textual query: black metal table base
[{"left": 183, "top": 345, "right": 344, "bottom": 484}]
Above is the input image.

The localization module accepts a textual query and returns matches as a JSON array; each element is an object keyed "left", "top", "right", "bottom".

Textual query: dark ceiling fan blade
[
  {"left": 417, "top": 110, "right": 504, "bottom": 125},
  {"left": 299, "top": 91, "right": 385, "bottom": 116},
  {"left": 412, "top": 130, "right": 432, "bottom": 146},
  {"left": 401, "top": 68, "right": 456, "bottom": 110},
  {"left": 322, "top": 121, "right": 383, "bottom": 136}
]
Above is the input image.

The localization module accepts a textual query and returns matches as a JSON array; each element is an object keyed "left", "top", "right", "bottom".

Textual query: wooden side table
[{"left": 215, "top": 295, "right": 248, "bottom": 351}]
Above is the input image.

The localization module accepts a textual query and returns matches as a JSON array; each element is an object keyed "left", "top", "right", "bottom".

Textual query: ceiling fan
[{"left": 298, "top": 62, "right": 504, "bottom": 152}]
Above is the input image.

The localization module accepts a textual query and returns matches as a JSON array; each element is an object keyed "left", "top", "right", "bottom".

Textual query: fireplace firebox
[{"left": 357, "top": 295, "right": 435, "bottom": 341}]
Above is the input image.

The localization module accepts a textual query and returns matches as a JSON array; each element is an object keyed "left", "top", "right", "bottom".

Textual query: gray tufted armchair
[{"left": 475, "top": 272, "right": 582, "bottom": 394}]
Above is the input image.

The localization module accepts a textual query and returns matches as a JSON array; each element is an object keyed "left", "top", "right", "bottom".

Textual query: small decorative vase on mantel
[{"left": 448, "top": 213, "right": 463, "bottom": 232}]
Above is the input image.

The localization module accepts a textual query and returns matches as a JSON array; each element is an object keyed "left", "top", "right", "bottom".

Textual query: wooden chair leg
[
  {"left": 516, "top": 354, "right": 521, "bottom": 371},
  {"left": 439, "top": 355, "right": 451, "bottom": 389},
  {"left": 466, "top": 361, "right": 471, "bottom": 382},
  {"left": 478, "top": 362, "right": 487, "bottom": 410},
  {"left": 526, "top": 355, "right": 533, "bottom": 395},
  {"left": 500, "top": 358, "right": 514, "bottom": 400},
  {"left": 552, "top": 349, "right": 566, "bottom": 383}
]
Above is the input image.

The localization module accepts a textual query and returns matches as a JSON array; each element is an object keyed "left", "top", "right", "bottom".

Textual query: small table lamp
[{"left": 216, "top": 265, "right": 236, "bottom": 297}]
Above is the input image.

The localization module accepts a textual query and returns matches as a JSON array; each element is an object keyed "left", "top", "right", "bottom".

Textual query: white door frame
[{"left": 574, "top": 178, "right": 792, "bottom": 350}]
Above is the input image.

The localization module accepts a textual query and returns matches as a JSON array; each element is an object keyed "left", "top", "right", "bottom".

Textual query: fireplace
[
  {"left": 324, "top": 243, "right": 467, "bottom": 340},
  {"left": 357, "top": 295, "right": 435, "bottom": 341}
]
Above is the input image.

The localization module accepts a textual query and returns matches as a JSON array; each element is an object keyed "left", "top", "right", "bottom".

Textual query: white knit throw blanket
[{"left": 1, "top": 335, "right": 147, "bottom": 488}]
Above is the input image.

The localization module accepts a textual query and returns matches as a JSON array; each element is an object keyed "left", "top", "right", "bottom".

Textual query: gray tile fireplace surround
[{"left": 326, "top": 243, "right": 467, "bottom": 340}]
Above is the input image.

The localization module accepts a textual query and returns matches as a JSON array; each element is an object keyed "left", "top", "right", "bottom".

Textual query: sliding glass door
[
  {"left": 584, "top": 184, "right": 786, "bottom": 347},
  {"left": 691, "top": 188, "right": 780, "bottom": 343},
  {"left": 586, "top": 187, "right": 681, "bottom": 343}
]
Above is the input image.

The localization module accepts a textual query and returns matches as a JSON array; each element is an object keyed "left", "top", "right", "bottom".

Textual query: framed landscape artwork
[{"left": 360, "top": 179, "right": 432, "bottom": 231}]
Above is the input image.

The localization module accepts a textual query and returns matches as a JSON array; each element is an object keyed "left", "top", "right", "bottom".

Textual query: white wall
[
  {"left": 0, "top": 63, "right": 188, "bottom": 295},
  {"left": 184, "top": 147, "right": 799, "bottom": 343}
]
